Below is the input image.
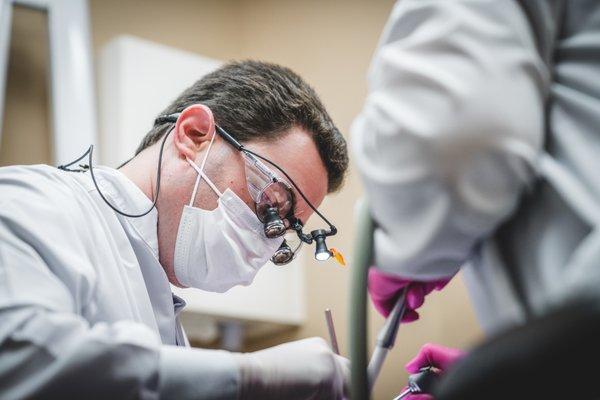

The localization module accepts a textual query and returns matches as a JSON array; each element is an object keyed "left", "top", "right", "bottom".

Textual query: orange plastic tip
[{"left": 330, "top": 247, "right": 346, "bottom": 267}]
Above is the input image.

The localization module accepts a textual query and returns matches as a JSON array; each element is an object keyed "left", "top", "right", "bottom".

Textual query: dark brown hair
[{"left": 136, "top": 60, "right": 348, "bottom": 193}]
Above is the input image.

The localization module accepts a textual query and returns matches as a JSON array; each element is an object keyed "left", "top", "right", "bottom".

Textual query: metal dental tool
[
  {"left": 325, "top": 308, "right": 340, "bottom": 355},
  {"left": 367, "top": 286, "right": 409, "bottom": 391},
  {"left": 393, "top": 366, "right": 440, "bottom": 399}
]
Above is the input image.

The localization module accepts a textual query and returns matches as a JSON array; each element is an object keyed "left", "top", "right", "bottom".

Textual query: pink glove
[
  {"left": 402, "top": 343, "right": 466, "bottom": 400},
  {"left": 368, "top": 268, "right": 451, "bottom": 322}
]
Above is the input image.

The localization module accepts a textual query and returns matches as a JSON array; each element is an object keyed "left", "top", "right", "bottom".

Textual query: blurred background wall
[
  {"left": 0, "top": 6, "right": 51, "bottom": 166},
  {"left": 2, "top": 1, "right": 483, "bottom": 398}
]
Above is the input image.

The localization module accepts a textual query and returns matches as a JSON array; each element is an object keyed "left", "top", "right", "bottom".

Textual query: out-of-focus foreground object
[
  {"left": 434, "top": 295, "right": 600, "bottom": 400},
  {"left": 349, "top": 198, "right": 374, "bottom": 400}
]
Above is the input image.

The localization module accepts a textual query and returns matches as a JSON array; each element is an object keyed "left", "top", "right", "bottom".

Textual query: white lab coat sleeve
[
  {"left": 351, "top": 0, "right": 548, "bottom": 280},
  {"left": 0, "top": 226, "right": 239, "bottom": 399},
  {"left": 160, "top": 346, "right": 239, "bottom": 399}
]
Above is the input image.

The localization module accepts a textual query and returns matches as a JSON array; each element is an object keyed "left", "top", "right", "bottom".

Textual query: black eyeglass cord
[{"left": 58, "top": 128, "right": 172, "bottom": 218}]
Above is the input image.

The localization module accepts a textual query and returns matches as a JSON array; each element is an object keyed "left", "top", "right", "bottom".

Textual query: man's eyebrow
[
  {"left": 288, "top": 179, "right": 305, "bottom": 223},
  {"left": 292, "top": 200, "right": 307, "bottom": 226},
  {"left": 288, "top": 187, "right": 299, "bottom": 220}
]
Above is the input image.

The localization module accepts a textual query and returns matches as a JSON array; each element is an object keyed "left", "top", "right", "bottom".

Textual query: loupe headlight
[{"left": 313, "top": 230, "right": 332, "bottom": 261}]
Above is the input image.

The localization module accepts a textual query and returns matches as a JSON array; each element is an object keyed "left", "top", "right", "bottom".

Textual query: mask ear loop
[{"left": 186, "top": 130, "right": 221, "bottom": 207}]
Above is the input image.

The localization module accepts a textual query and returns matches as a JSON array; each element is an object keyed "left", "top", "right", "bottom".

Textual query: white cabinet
[
  {"left": 98, "top": 35, "right": 306, "bottom": 343},
  {"left": 98, "top": 35, "right": 221, "bottom": 167}
]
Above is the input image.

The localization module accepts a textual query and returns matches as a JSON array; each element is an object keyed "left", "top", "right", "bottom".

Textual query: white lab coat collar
[{"left": 92, "top": 166, "right": 160, "bottom": 257}]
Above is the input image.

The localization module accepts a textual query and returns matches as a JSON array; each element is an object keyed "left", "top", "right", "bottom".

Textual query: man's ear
[{"left": 173, "top": 104, "right": 216, "bottom": 160}]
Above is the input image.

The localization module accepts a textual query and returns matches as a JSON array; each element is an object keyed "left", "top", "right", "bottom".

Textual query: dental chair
[{"left": 433, "top": 294, "right": 600, "bottom": 400}]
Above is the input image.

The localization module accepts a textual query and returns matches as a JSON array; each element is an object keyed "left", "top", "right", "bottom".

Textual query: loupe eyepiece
[
  {"left": 263, "top": 206, "right": 286, "bottom": 238},
  {"left": 271, "top": 241, "right": 294, "bottom": 265}
]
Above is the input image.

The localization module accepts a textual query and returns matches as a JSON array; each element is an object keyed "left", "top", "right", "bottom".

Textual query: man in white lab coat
[
  {"left": 0, "top": 61, "right": 349, "bottom": 399},
  {"left": 352, "top": 0, "right": 600, "bottom": 391}
]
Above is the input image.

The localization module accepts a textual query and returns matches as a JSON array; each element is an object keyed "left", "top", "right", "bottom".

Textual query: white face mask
[{"left": 173, "top": 134, "right": 284, "bottom": 292}]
